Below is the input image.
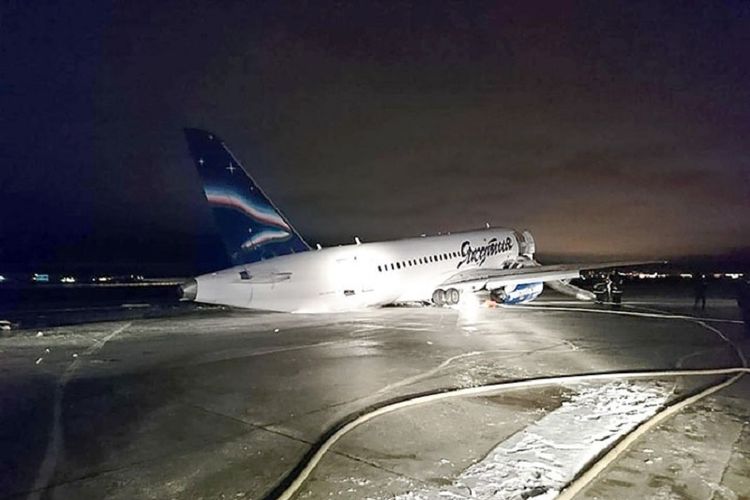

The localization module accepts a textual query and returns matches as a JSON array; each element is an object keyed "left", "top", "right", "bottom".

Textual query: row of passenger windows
[{"left": 377, "top": 251, "right": 460, "bottom": 272}]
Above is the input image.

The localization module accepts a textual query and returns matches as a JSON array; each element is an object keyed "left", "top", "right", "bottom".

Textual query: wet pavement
[{"left": 0, "top": 292, "right": 748, "bottom": 499}]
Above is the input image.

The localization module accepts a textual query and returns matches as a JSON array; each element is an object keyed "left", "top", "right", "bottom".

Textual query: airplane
[{"left": 180, "top": 128, "right": 651, "bottom": 313}]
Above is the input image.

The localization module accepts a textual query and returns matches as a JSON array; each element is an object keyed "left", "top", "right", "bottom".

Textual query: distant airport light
[
  {"left": 679, "top": 273, "right": 693, "bottom": 279},
  {"left": 726, "top": 273, "right": 743, "bottom": 279},
  {"left": 60, "top": 276, "right": 76, "bottom": 283},
  {"left": 0, "top": 275, "right": 5, "bottom": 282},
  {"left": 636, "top": 272, "right": 667, "bottom": 279},
  {"left": 32, "top": 273, "right": 49, "bottom": 283}
]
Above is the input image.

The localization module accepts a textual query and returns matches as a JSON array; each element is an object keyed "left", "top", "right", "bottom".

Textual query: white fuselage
[{"left": 193, "top": 228, "right": 524, "bottom": 312}]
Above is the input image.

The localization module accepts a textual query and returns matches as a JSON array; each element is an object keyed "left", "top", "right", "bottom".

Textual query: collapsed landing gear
[{"left": 432, "top": 288, "right": 460, "bottom": 306}]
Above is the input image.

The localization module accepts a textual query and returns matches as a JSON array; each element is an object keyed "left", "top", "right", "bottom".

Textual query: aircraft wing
[{"left": 440, "top": 261, "right": 661, "bottom": 291}]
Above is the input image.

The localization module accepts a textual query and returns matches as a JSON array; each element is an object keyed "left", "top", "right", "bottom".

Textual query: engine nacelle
[
  {"left": 490, "top": 282, "right": 544, "bottom": 305},
  {"left": 515, "top": 230, "right": 536, "bottom": 258}
]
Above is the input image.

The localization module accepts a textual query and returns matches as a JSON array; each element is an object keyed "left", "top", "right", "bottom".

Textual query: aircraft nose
[{"left": 179, "top": 279, "right": 198, "bottom": 301}]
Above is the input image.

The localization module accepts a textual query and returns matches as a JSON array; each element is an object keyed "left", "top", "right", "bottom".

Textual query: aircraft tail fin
[{"left": 183, "top": 128, "right": 310, "bottom": 265}]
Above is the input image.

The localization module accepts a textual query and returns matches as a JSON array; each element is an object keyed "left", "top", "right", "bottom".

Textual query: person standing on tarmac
[
  {"left": 693, "top": 273, "right": 708, "bottom": 311},
  {"left": 605, "top": 273, "right": 614, "bottom": 303},
  {"left": 736, "top": 278, "right": 750, "bottom": 335},
  {"left": 609, "top": 271, "right": 623, "bottom": 306}
]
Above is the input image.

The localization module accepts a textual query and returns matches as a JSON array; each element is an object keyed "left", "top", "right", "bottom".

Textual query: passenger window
[
  {"left": 239, "top": 270, "right": 250, "bottom": 280},
  {"left": 378, "top": 265, "right": 382, "bottom": 272},
  {"left": 396, "top": 262, "right": 401, "bottom": 269}
]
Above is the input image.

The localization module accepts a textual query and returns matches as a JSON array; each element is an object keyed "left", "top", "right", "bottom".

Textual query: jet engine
[{"left": 490, "top": 282, "right": 544, "bottom": 304}]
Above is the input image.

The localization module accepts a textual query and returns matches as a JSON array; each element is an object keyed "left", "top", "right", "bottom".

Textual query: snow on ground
[{"left": 394, "top": 381, "right": 672, "bottom": 500}]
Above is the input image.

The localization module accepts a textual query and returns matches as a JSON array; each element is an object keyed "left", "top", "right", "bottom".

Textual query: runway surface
[{"left": 1, "top": 292, "right": 748, "bottom": 499}]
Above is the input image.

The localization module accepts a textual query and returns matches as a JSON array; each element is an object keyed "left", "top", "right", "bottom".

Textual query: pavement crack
[
  {"left": 187, "top": 403, "right": 314, "bottom": 446},
  {"left": 331, "top": 449, "right": 428, "bottom": 485},
  {"left": 711, "top": 419, "right": 749, "bottom": 500}
]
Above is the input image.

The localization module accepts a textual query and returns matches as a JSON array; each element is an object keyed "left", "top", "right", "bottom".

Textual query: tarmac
[{"left": 0, "top": 289, "right": 748, "bottom": 499}]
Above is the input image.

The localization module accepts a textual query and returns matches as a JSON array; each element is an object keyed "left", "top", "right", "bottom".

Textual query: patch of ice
[{"left": 394, "top": 381, "right": 670, "bottom": 499}]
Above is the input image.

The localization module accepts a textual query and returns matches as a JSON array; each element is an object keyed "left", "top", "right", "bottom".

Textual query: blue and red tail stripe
[{"left": 184, "top": 128, "right": 310, "bottom": 265}]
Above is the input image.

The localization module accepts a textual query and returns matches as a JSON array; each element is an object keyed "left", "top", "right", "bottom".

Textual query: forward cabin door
[{"left": 335, "top": 256, "right": 362, "bottom": 301}]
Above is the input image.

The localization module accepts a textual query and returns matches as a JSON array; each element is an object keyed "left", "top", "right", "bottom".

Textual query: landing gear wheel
[
  {"left": 432, "top": 289, "right": 446, "bottom": 306},
  {"left": 446, "top": 288, "right": 460, "bottom": 305}
]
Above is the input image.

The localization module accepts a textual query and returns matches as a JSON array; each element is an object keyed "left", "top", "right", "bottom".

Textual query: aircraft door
[{"left": 335, "top": 256, "right": 362, "bottom": 299}]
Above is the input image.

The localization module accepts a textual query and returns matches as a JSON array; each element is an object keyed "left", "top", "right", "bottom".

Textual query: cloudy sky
[{"left": 2, "top": 1, "right": 749, "bottom": 270}]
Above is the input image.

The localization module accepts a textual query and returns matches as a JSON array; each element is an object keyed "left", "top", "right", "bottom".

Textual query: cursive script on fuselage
[{"left": 457, "top": 237, "right": 514, "bottom": 269}]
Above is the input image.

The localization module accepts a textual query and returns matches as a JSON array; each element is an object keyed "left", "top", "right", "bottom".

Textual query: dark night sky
[{"left": 1, "top": 1, "right": 749, "bottom": 272}]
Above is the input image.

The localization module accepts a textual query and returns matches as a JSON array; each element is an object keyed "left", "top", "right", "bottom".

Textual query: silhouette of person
[
  {"left": 605, "top": 273, "right": 614, "bottom": 303},
  {"left": 693, "top": 274, "right": 708, "bottom": 310},
  {"left": 736, "top": 277, "right": 750, "bottom": 335}
]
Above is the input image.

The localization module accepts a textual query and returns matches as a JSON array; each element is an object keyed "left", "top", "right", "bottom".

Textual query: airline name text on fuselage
[{"left": 458, "top": 236, "right": 514, "bottom": 269}]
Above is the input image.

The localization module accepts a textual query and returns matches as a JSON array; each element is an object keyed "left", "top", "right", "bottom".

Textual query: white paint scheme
[
  {"left": 192, "top": 228, "right": 528, "bottom": 313},
  {"left": 182, "top": 128, "right": 654, "bottom": 312},
  {"left": 188, "top": 225, "right": 654, "bottom": 313}
]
